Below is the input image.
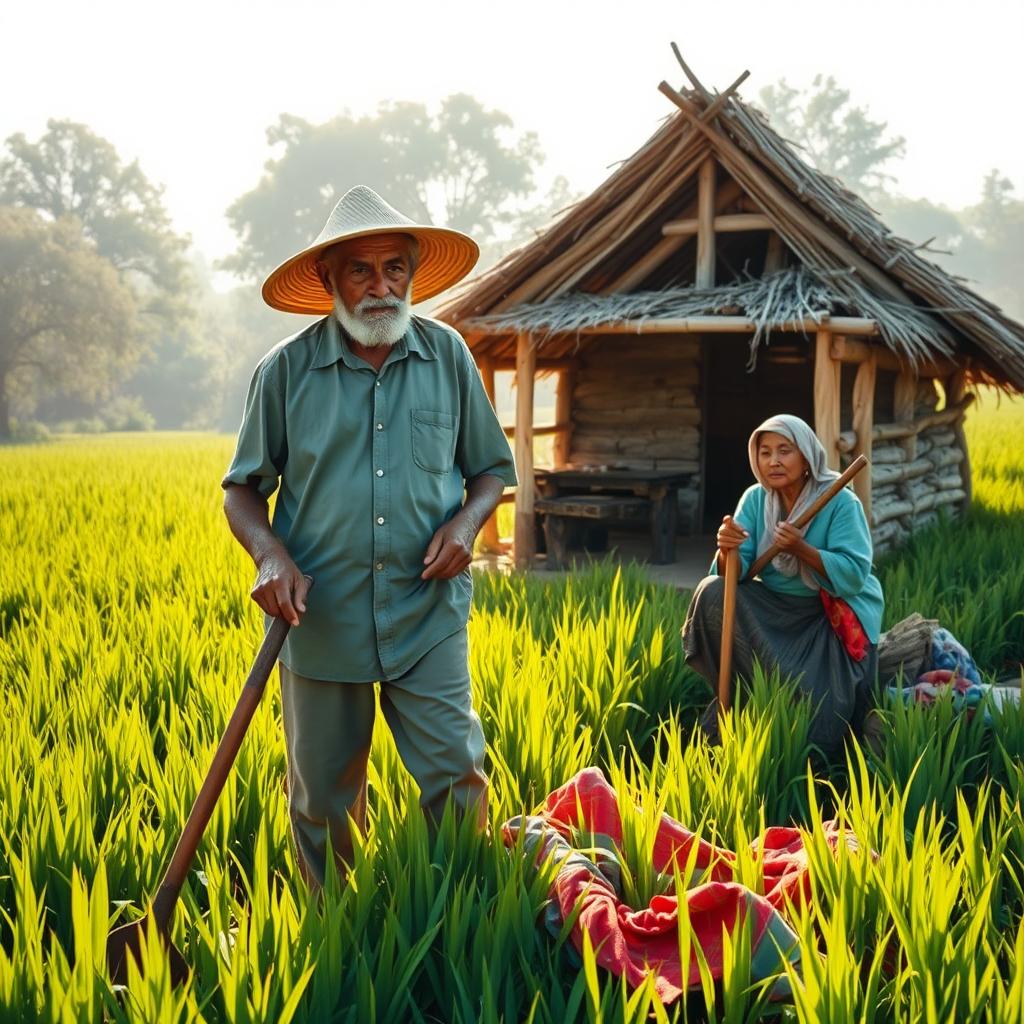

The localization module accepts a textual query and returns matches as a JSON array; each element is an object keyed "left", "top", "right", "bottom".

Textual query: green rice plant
[
  {"left": 877, "top": 393, "right": 1024, "bottom": 668},
  {"left": 1, "top": 408, "right": 1024, "bottom": 1022}
]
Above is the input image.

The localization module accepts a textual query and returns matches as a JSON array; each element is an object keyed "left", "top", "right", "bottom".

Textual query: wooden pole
[
  {"left": 718, "top": 548, "right": 740, "bottom": 711},
  {"left": 662, "top": 212, "right": 773, "bottom": 235},
  {"left": 696, "top": 157, "right": 716, "bottom": 288},
  {"left": 513, "top": 332, "right": 536, "bottom": 568},
  {"left": 946, "top": 370, "right": 972, "bottom": 514},
  {"left": 566, "top": 316, "right": 879, "bottom": 337},
  {"left": 553, "top": 364, "right": 574, "bottom": 467},
  {"left": 745, "top": 457, "right": 868, "bottom": 580},
  {"left": 851, "top": 345, "right": 876, "bottom": 524},
  {"left": 601, "top": 180, "right": 743, "bottom": 294},
  {"left": 764, "top": 232, "right": 786, "bottom": 274},
  {"left": 893, "top": 369, "right": 918, "bottom": 461},
  {"left": 814, "top": 328, "right": 841, "bottom": 471},
  {"left": 479, "top": 358, "right": 501, "bottom": 552},
  {"left": 830, "top": 335, "right": 957, "bottom": 378}
]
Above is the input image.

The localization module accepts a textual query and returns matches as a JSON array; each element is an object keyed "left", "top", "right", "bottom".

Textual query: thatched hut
[{"left": 437, "top": 63, "right": 1024, "bottom": 567}]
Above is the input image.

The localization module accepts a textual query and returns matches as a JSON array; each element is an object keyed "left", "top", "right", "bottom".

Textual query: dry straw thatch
[
  {"left": 467, "top": 267, "right": 962, "bottom": 367},
  {"left": 439, "top": 62, "right": 1024, "bottom": 389}
]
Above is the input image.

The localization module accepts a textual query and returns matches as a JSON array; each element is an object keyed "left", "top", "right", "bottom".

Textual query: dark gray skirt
[{"left": 681, "top": 575, "right": 877, "bottom": 758}]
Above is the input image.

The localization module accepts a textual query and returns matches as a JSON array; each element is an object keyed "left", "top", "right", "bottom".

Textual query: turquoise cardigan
[{"left": 710, "top": 484, "right": 884, "bottom": 643}]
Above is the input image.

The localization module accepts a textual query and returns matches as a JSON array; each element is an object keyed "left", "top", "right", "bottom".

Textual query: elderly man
[{"left": 222, "top": 185, "right": 516, "bottom": 886}]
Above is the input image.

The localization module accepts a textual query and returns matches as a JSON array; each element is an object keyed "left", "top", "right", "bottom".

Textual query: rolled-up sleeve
[
  {"left": 814, "top": 493, "right": 873, "bottom": 598},
  {"left": 221, "top": 361, "right": 287, "bottom": 499},
  {"left": 454, "top": 345, "right": 518, "bottom": 487}
]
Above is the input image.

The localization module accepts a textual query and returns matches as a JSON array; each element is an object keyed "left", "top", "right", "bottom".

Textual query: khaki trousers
[{"left": 278, "top": 628, "right": 487, "bottom": 886}]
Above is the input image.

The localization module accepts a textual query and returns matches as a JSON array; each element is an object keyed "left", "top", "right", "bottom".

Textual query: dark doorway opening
[{"left": 701, "top": 334, "right": 815, "bottom": 529}]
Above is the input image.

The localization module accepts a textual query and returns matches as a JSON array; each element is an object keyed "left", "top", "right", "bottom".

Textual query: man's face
[
  {"left": 318, "top": 234, "right": 412, "bottom": 310},
  {"left": 317, "top": 234, "right": 414, "bottom": 347}
]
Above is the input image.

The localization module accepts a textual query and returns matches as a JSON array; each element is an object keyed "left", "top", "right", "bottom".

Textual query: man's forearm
[
  {"left": 223, "top": 483, "right": 288, "bottom": 567},
  {"left": 458, "top": 473, "right": 506, "bottom": 537}
]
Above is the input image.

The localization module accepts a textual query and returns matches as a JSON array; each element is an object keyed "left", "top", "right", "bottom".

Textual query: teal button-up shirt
[{"left": 223, "top": 313, "right": 517, "bottom": 682}]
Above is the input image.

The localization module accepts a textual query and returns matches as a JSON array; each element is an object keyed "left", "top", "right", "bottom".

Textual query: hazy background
[{"left": 1, "top": 0, "right": 1021, "bottom": 439}]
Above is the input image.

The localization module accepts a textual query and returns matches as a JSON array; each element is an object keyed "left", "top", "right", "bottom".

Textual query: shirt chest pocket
[{"left": 410, "top": 409, "right": 456, "bottom": 474}]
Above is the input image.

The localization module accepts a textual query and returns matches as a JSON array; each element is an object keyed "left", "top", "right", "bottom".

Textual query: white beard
[{"left": 333, "top": 292, "right": 412, "bottom": 348}]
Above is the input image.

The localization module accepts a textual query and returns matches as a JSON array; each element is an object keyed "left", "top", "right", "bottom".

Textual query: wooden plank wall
[{"left": 567, "top": 334, "right": 702, "bottom": 530}]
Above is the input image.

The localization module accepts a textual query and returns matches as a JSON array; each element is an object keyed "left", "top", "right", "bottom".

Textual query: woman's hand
[
  {"left": 717, "top": 515, "right": 749, "bottom": 552},
  {"left": 773, "top": 521, "right": 807, "bottom": 554},
  {"left": 773, "top": 522, "right": 830, "bottom": 581}
]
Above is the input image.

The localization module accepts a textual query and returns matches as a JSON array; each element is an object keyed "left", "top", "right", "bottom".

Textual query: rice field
[{"left": 1, "top": 397, "right": 1023, "bottom": 1022}]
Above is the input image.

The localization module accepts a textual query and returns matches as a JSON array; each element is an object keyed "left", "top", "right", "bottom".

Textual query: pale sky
[{"left": 2, "top": 0, "right": 1022, "bottom": 285}]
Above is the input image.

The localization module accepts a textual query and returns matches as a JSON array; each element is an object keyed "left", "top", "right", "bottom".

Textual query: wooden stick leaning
[
  {"left": 745, "top": 455, "right": 869, "bottom": 581},
  {"left": 718, "top": 548, "right": 740, "bottom": 711},
  {"left": 106, "top": 577, "right": 311, "bottom": 985},
  {"left": 716, "top": 455, "right": 869, "bottom": 712}
]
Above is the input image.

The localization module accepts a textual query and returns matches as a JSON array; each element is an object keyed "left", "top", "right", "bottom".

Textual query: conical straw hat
[{"left": 261, "top": 185, "right": 480, "bottom": 314}]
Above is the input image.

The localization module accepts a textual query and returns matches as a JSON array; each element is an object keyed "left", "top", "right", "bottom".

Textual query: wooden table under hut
[{"left": 437, "top": 53, "right": 1024, "bottom": 570}]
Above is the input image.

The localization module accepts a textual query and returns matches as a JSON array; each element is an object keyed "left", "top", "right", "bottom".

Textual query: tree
[
  {"left": 0, "top": 120, "right": 189, "bottom": 316},
  {"left": 223, "top": 94, "right": 543, "bottom": 282},
  {"left": 0, "top": 207, "right": 138, "bottom": 440},
  {"left": 757, "top": 76, "right": 906, "bottom": 197},
  {"left": 956, "top": 171, "right": 1024, "bottom": 320}
]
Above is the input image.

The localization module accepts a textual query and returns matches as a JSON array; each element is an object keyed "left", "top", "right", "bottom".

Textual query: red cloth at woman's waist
[{"left": 819, "top": 590, "right": 869, "bottom": 661}]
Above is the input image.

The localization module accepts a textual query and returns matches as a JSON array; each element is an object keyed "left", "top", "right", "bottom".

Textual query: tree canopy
[
  {"left": 757, "top": 75, "right": 906, "bottom": 196},
  {"left": 0, "top": 206, "right": 139, "bottom": 439},
  {"left": 0, "top": 120, "right": 190, "bottom": 320},
  {"left": 223, "top": 94, "right": 543, "bottom": 282}
]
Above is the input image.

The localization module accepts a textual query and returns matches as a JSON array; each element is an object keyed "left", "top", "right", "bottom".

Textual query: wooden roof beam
[
  {"left": 600, "top": 178, "right": 743, "bottom": 294},
  {"left": 830, "top": 335, "right": 959, "bottom": 377},
  {"left": 566, "top": 315, "right": 879, "bottom": 336},
  {"left": 671, "top": 44, "right": 711, "bottom": 98},
  {"left": 663, "top": 213, "right": 773, "bottom": 236},
  {"left": 657, "top": 79, "right": 919, "bottom": 308},
  {"left": 683, "top": 69, "right": 751, "bottom": 124}
]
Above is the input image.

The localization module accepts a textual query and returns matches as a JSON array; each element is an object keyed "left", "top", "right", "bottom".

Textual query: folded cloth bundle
[
  {"left": 888, "top": 668, "right": 1020, "bottom": 724},
  {"left": 930, "top": 627, "right": 981, "bottom": 685},
  {"left": 502, "top": 767, "right": 866, "bottom": 1005}
]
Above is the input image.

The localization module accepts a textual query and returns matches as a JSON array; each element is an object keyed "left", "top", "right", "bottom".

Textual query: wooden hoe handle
[
  {"left": 149, "top": 578, "right": 311, "bottom": 932},
  {"left": 718, "top": 548, "right": 740, "bottom": 711},
  {"left": 744, "top": 455, "right": 869, "bottom": 581}
]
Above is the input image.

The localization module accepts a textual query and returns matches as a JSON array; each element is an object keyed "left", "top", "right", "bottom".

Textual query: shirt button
[
  {"left": 376, "top": 422, "right": 383, "bottom": 430},
  {"left": 375, "top": 381, "right": 381, "bottom": 387},
  {"left": 376, "top": 516, "right": 385, "bottom": 525},
  {"left": 376, "top": 469, "right": 384, "bottom": 477},
  {"left": 376, "top": 562, "right": 384, "bottom": 570}
]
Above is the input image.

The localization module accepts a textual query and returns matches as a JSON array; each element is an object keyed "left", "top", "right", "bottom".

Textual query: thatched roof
[{"left": 438, "top": 69, "right": 1024, "bottom": 389}]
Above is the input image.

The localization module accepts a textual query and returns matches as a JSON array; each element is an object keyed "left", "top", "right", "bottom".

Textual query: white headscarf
[{"left": 748, "top": 414, "right": 840, "bottom": 589}]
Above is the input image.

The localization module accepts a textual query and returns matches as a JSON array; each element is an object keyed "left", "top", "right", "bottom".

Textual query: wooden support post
[
  {"left": 696, "top": 157, "right": 716, "bottom": 288},
  {"left": 553, "top": 365, "right": 574, "bottom": 468},
  {"left": 851, "top": 344, "right": 876, "bottom": 524},
  {"left": 814, "top": 328, "right": 840, "bottom": 471},
  {"left": 946, "top": 370, "right": 972, "bottom": 513},
  {"left": 893, "top": 369, "right": 918, "bottom": 461},
  {"left": 513, "top": 333, "right": 536, "bottom": 568},
  {"left": 478, "top": 358, "right": 501, "bottom": 552},
  {"left": 764, "top": 231, "right": 786, "bottom": 274}
]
